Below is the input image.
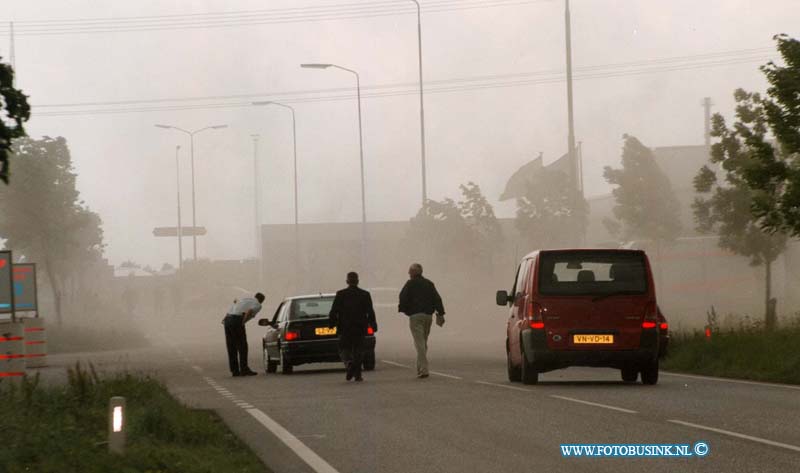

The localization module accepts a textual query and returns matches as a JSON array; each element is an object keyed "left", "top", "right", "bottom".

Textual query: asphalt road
[{"left": 45, "top": 311, "right": 800, "bottom": 473}]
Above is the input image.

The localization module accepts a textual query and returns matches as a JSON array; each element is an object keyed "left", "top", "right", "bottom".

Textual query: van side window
[{"left": 513, "top": 259, "right": 530, "bottom": 303}]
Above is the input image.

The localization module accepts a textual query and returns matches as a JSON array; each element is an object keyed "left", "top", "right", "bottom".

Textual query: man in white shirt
[{"left": 223, "top": 292, "right": 265, "bottom": 377}]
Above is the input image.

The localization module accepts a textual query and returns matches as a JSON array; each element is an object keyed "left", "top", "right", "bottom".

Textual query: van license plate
[
  {"left": 315, "top": 327, "right": 337, "bottom": 336},
  {"left": 573, "top": 334, "right": 613, "bottom": 344}
]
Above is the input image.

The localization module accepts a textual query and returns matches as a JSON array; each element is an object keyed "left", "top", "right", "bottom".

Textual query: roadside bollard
[{"left": 108, "top": 396, "right": 126, "bottom": 454}]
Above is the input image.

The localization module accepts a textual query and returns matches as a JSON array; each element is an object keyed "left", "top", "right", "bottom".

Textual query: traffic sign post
[
  {"left": 0, "top": 251, "right": 15, "bottom": 322},
  {"left": 12, "top": 263, "right": 37, "bottom": 314}
]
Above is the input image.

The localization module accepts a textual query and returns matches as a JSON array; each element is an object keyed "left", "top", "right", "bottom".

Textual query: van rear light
[
  {"left": 526, "top": 300, "right": 545, "bottom": 330},
  {"left": 641, "top": 301, "right": 658, "bottom": 330},
  {"left": 284, "top": 331, "right": 300, "bottom": 341}
]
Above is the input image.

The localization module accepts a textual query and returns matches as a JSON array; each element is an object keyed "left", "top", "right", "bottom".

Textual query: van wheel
[
  {"left": 621, "top": 367, "right": 638, "bottom": 383},
  {"left": 520, "top": 344, "right": 539, "bottom": 385},
  {"left": 640, "top": 359, "right": 659, "bottom": 385},
  {"left": 507, "top": 340, "right": 521, "bottom": 382}
]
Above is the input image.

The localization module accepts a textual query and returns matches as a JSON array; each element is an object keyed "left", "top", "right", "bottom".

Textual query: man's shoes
[
  {"left": 232, "top": 372, "right": 241, "bottom": 377},
  {"left": 345, "top": 363, "right": 354, "bottom": 381},
  {"left": 417, "top": 373, "right": 429, "bottom": 379},
  {"left": 241, "top": 369, "right": 258, "bottom": 376},
  {"left": 354, "top": 376, "right": 364, "bottom": 382}
]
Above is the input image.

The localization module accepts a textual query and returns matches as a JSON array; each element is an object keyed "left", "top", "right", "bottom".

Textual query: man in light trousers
[{"left": 398, "top": 263, "right": 445, "bottom": 378}]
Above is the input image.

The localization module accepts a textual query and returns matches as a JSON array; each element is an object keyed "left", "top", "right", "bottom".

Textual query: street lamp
[
  {"left": 409, "top": 0, "right": 428, "bottom": 207},
  {"left": 252, "top": 100, "right": 300, "bottom": 289},
  {"left": 174, "top": 145, "right": 183, "bottom": 270},
  {"left": 300, "top": 63, "right": 367, "bottom": 272},
  {"left": 155, "top": 124, "right": 227, "bottom": 261}
]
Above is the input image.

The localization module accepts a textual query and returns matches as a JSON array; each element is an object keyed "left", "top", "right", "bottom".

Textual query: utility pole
[
  {"left": 175, "top": 145, "right": 183, "bottom": 271},
  {"left": 565, "top": 0, "right": 578, "bottom": 197},
  {"left": 9, "top": 22, "right": 16, "bottom": 86},
  {"left": 251, "top": 134, "right": 262, "bottom": 287},
  {"left": 410, "top": 0, "right": 428, "bottom": 207},
  {"left": 703, "top": 97, "right": 713, "bottom": 148}
]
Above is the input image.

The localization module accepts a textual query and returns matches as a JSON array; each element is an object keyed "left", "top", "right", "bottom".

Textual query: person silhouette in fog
[
  {"left": 329, "top": 272, "right": 378, "bottom": 382},
  {"left": 399, "top": 263, "right": 445, "bottom": 378}
]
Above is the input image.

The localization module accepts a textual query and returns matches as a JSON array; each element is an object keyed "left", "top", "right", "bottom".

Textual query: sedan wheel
[{"left": 280, "top": 349, "right": 293, "bottom": 375}]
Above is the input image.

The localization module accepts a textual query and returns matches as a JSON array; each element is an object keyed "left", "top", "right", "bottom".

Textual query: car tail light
[
  {"left": 367, "top": 326, "right": 374, "bottom": 335},
  {"left": 284, "top": 331, "right": 300, "bottom": 341},
  {"left": 659, "top": 322, "right": 668, "bottom": 330},
  {"left": 526, "top": 299, "right": 545, "bottom": 330},
  {"left": 642, "top": 302, "right": 657, "bottom": 329}
]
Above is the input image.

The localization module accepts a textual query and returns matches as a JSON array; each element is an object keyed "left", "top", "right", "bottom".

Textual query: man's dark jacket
[
  {"left": 398, "top": 276, "right": 445, "bottom": 316},
  {"left": 329, "top": 286, "right": 378, "bottom": 338}
]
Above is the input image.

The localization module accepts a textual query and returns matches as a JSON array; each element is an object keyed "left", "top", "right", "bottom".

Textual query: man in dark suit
[{"left": 329, "top": 272, "right": 378, "bottom": 382}]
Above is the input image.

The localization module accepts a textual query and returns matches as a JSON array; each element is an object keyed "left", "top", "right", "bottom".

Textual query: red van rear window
[{"left": 538, "top": 251, "right": 648, "bottom": 296}]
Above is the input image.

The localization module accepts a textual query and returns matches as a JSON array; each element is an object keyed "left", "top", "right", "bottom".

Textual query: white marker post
[{"left": 108, "top": 396, "right": 126, "bottom": 454}]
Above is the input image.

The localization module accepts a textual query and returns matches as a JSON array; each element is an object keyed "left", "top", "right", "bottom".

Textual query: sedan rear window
[
  {"left": 538, "top": 251, "right": 647, "bottom": 296},
  {"left": 290, "top": 298, "right": 334, "bottom": 320}
]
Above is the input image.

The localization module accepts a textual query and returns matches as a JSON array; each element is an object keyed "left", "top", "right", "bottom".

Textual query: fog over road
[{"left": 44, "top": 309, "right": 800, "bottom": 473}]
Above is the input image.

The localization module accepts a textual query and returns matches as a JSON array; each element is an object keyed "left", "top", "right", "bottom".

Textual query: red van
[{"left": 496, "top": 249, "right": 663, "bottom": 385}]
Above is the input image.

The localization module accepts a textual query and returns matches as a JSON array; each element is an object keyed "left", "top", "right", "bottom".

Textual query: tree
[
  {"left": 515, "top": 167, "right": 587, "bottom": 249},
  {"left": 603, "top": 135, "right": 683, "bottom": 285},
  {"left": 407, "top": 182, "right": 502, "bottom": 272},
  {"left": 0, "top": 57, "right": 31, "bottom": 184},
  {"left": 457, "top": 182, "right": 503, "bottom": 264},
  {"left": 693, "top": 98, "right": 788, "bottom": 329},
  {"left": 0, "top": 136, "right": 105, "bottom": 325},
  {"left": 727, "top": 34, "right": 800, "bottom": 237}
]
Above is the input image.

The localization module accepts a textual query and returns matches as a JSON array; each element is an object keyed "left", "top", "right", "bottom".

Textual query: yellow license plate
[
  {"left": 573, "top": 334, "right": 614, "bottom": 344},
  {"left": 315, "top": 327, "right": 337, "bottom": 336}
]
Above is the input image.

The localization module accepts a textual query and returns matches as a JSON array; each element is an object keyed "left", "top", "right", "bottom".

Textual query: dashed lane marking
[
  {"left": 475, "top": 380, "right": 535, "bottom": 392},
  {"left": 430, "top": 371, "right": 463, "bottom": 380},
  {"left": 668, "top": 420, "right": 800, "bottom": 453},
  {"left": 381, "top": 360, "right": 410, "bottom": 368},
  {"left": 549, "top": 395, "right": 637, "bottom": 414}
]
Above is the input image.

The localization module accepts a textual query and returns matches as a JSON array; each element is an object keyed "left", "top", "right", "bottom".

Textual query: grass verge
[
  {"left": 663, "top": 323, "right": 800, "bottom": 385},
  {"left": 0, "top": 363, "right": 270, "bottom": 473}
]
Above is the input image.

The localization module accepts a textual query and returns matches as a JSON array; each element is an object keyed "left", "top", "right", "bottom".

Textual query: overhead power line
[
  {"left": 33, "top": 51, "right": 773, "bottom": 118},
  {"left": 0, "top": 0, "right": 552, "bottom": 36}
]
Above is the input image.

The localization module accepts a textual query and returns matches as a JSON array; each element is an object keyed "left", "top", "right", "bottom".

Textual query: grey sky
[{"left": 3, "top": 0, "right": 798, "bottom": 267}]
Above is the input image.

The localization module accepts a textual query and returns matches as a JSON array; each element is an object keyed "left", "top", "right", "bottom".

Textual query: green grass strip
[{"left": 0, "top": 363, "right": 270, "bottom": 473}]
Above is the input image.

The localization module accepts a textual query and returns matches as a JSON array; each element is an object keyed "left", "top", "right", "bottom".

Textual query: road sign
[
  {"left": 0, "top": 251, "right": 12, "bottom": 314},
  {"left": 153, "top": 226, "right": 207, "bottom": 237},
  {"left": 12, "top": 263, "right": 37, "bottom": 312}
]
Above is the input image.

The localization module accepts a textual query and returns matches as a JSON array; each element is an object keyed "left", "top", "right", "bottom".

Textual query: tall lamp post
[
  {"left": 409, "top": 0, "right": 428, "bottom": 206},
  {"left": 155, "top": 124, "right": 227, "bottom": 261},
  {"left": 250, "top": 134, "right": 262, "bottom": 286},
  {"left": 252, "top": 101, "right": 300, "bottom": 288},
  {"left": 300, "top": 63, "right": 367, "bottom": 272},
  {"left": 174, "top": 145, "right": 183, "bottom": 270}
]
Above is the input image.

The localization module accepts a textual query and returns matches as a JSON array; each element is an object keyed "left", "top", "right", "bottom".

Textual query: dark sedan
[{"left": 258, "top": 294, "right": 376, "bottom": 374}]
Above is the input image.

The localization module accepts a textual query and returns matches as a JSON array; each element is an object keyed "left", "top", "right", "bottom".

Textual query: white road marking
[
  {"left": 239, "top": 404, "right": 255, "bottom": 409},
  {"left": 430, "top": 371, "right": 463, "bottom": 380},
  {"left": 475, "top": 381, "right": 534, "bottom": 392},
  {"left": 668, "top": 419, "right": 800, "bottom": 453},
  {"left": 662, "top": 371, "right": 800, "bottom": 391},
  {"left": 382, "top": 360, "right": 411, "bottom": 368},
  {"left": 550, "top": 395, "right": 637, "bottom": 414},
  {"left": 192, "top": 365, "right": 203, "bottom": 373},
  {"left": 247, "top": 408, "right": 341, "bottom": 473}
]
